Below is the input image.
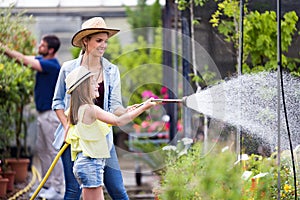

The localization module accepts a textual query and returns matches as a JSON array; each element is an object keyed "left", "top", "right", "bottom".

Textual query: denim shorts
[{"left": 73, "top": 152, "right": 106, "bottom": 188}]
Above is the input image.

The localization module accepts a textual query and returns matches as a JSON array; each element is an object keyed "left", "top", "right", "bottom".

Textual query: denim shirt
[{"left": 52, "top": 55, "right": 123, "bottom": 150}]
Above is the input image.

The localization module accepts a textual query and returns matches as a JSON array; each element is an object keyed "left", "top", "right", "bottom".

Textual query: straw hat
[
  {"left": 66, "top": 66, "right": 94, "bottom": 94},
  {"left": 71, "top": 17, "right": 120, "bottom": 48}
]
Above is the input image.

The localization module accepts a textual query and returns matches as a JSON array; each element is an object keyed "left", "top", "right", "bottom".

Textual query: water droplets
[{"left": 186, "top": 71, "right": 300, "bottom": 151}]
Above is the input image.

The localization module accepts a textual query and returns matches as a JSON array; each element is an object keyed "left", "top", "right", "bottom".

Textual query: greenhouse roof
[{"left": 0, "top": 0, "right": 164, "bottom": 7}]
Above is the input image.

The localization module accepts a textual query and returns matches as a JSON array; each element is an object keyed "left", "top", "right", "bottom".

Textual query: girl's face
[
  {"left": 85, "top": 32, "right": 109, "bottom": 57},
  {"left": 90, "top": 77, "right": 99, "bottom": 98}
]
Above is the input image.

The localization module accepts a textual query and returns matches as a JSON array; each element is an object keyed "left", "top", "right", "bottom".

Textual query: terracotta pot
[
  {"left": 1, "top": 170, "right": 16, "bottom": 191},
  {"left": 5, "top": 158, "right": 30, "bottom": 183},
  {"left": 0, "top": 177, "right": 9, "bottom": 197}
]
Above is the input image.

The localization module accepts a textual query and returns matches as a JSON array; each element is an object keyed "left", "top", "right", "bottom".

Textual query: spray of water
[{"left": 186, "top": 71, "right": 300, "bottom": 151}]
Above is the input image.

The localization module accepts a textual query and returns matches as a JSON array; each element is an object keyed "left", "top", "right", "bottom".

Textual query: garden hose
[
  {"left": 29, "top": 142, "right": 69, "bottom": 200},
  {"left": 8, "top": 165, "right": 41, "bottom": 200}
]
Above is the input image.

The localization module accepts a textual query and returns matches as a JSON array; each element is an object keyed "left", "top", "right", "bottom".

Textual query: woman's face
[{"left": 85, "top": 32, "right": 109, "bottom": 57}]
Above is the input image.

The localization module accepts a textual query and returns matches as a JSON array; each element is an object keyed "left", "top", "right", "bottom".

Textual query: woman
[
  {"left": 52, "top": 17, "right": 130, "bottom": 199},
  {"left": 64, "top": 66, "right": 156, "bottom": 200}
]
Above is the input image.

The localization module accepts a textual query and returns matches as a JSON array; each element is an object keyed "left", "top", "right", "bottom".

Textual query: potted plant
[
  {"left": 0, "top": 175, "right": 9, "bottom": 198},
  {"left": 0, "top": 158, "right": 16, "bottom": 192},
  {"left": 0, "top": 7, "right": 36, "bottom": 183},
  {"left": 0, "top": 107, "right": 16, "bottom": 191}
]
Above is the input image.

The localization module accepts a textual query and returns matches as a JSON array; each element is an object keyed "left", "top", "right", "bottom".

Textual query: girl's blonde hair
[{"left": 68, "top": 77, "right": 94, "bottom": 125}]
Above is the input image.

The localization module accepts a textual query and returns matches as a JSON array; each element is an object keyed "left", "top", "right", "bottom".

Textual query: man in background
[{"left": 0, "top": 35, "right": 64, "bottom": 199}]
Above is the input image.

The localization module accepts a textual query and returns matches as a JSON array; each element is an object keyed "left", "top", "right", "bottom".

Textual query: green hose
[{"left": 29, "top": 143, "right": 69, "bottom": 200}]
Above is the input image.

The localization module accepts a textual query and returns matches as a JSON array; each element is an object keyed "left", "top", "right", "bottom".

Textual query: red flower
[
  {"left": 177, "top": 120, "right": 183, "bottom": 132},
  {"left": 160, "top": 86, "right": 168, "bottom": 95},
  {"left": 141, "top": 90, "right": 159, "bottom": 99}
]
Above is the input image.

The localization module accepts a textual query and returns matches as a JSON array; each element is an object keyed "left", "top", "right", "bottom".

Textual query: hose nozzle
[{"left": 151, "top": 97, "right": 187, "bottom": 106}]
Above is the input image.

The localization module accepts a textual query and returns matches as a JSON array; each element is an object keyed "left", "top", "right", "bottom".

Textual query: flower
[
  {"left": 162, "top": 145, "right": 177, "bottom": 151},
  {"left": 162, "top": 138, "right": 194, "bottom": 165},
  {"left": 181, "top": 137, "right": 193, "bottom": 145},
  {"left": 141, "top": 90, "right": 159, "bottom": 99},
  {"left": 160, "top": 86, "right": 168, "bottom": 95},
  {"left": 284, "top": 184, "right": 292, "bottom": 193}
]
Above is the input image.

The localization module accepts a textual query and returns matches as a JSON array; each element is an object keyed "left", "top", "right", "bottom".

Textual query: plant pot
[
  {"left": 1, "top": 170, "right": 16, "bottom": 191},
  {"left": 5, "top": 158, "right": 30, "bottom": 183},
  {"left": 0, "top": 177, "right": 9, "bottom": 197}
]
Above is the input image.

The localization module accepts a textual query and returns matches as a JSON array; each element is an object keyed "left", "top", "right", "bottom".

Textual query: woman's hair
[{"left": 68, "top": 77, "right": 94, "bottom": 125}]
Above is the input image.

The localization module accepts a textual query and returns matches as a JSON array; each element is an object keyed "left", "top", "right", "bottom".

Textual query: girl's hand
[
  {"left": 126, "top": 103, "right": 143, "bottom": 112},
  {"left": 143, "top": 97, "right": 159, "bottom": 109},
  {"left": 126, "top": 98, "right": 159, "bottom": 112}
]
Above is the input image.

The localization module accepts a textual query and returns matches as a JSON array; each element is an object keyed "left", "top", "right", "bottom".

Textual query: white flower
[
  {"left": 162, "top": 145, "right": 177, "bottom": 151},
  {"left": 252, "top": 172, "right": 268, "bottom": 179},
  {"left": 234, "top": 154, "right": 250, "bottom": 165},
  {"left": 240, "top": 154, "right": 249, "bottom": 161},
  {"left": 241, "top": 171, "right": 252, "bottom": 180},
  {"left": 181, "top": 137, "right": 193, "bottom": 145}
]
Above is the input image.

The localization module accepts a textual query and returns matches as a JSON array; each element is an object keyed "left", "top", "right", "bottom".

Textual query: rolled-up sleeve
[
  {"left": 52, "top": 66, "right": 67, "bottom": 110},
  {"left": 52, "top": 59, "right": 77, "bottom": 111},
  {"left": 109, "top": 66, "right": 123, "bottom": 113}
]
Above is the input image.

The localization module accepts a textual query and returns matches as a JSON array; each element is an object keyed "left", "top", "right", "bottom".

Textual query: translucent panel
[
  {"left": 16, "top": 0, "right": 59, "bottom": 7},
  {"left": 0, "top": 0, "right": 165, "bottom": 7},
  {"left": 0, "top": 0, "right": 17, "bottom": 7},
  {"left": 101, "top": 0, "right": 137, "bottom": 6},
  {"left": 59, "top": 0, "right": 102, "bottom": 7}
]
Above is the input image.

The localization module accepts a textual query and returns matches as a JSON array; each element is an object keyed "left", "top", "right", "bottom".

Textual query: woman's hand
[{"left": 63, "top": 125, "right": 70, "bottom": 142}]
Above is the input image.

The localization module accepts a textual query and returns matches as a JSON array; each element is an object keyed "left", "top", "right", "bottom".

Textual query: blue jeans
[{"left": 61, "top": 144, "right": 129, "bottom": 200}]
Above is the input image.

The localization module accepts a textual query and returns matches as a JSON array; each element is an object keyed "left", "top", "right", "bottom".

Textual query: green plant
[
  {"left": 157, "top": 142, "right": 300, "bottom": 199},
  {"left": 127, "top": 137, "right": 193, "bottom": 175},
  {"left": 125, "top": 0, "right": 162, "bottom": 42},
  {"left": 159, "top": 142, "right": 243, "bottom": 200},
  {"left": 0, "top": 7, "right": 36, "bottom": 159},
  {"left": 210, "top": 0, "right": 299, "bottom": 75}
]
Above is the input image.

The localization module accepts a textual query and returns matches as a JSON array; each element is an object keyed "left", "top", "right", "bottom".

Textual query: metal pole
[
  {"left": 237, "top": 0, "right": 244, "bottom": 160},
  {"left": 172, "top": 2, "right": 179, "bottom": 143},
  {"left": 162, "top": 0, "right": 175, "bottom": 142},
  {"left": 276, "top": 0, "right": 281, "bottom": 199},
  {"left": 181, "top": 5, "right": 192, "bottom": 139}
]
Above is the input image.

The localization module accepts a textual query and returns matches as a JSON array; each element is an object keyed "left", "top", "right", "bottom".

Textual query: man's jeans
[{"left": 61, "top": 145, "right": 129, "bottom": 200}]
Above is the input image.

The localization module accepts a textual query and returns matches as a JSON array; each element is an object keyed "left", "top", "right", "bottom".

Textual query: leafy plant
[
  {"left": 158, "top": 142, "right": 243, "bottom": 200},
  {"left": 210, "top": 0, "right": 299, "bottom": 75},
  {"left": 157, "top": 142, "right": 300, "bottom": 199},
  {"left": 0, "top": 7, "right": 36, "bottom": 159},
  {"left": 127, "top": 137, "right": 193, "bottom": 176},
  {"left": 125, "top": 0, "right": 162, "bottom": 42}
]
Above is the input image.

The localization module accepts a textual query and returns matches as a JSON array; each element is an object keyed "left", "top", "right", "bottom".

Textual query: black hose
[
  {"left": 277, "top": 0, "right": 297, "bottom": 198},
  {"left": 279, "top": 68, "right": 298, "bottom": 200}
]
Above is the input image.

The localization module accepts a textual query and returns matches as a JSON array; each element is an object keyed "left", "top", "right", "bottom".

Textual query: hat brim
[
  {"left": 71, "top": 28, "right": 120, "bottom": 48},
  {"left": 66, "top": 71, "right": 94, "bottom": 94}
]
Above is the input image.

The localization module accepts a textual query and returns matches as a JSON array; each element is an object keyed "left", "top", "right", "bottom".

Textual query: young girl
[
  {"left": 64, "top": 66, "right": 157, "bottom": 200},
  {"left": 52, "top": 17, "right": 130, "bottom": 199}
]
